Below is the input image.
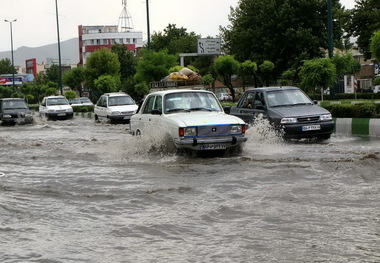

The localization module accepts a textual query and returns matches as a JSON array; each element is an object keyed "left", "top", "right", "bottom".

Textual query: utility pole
[
  {"left": 55, "top": 0, "right": 63, "bottom": 94},
  {"left": 4, "top": 19, "right": 17, "bottom": 91},
  {"left": 327, "top": 0, "right": 333, "bottom": 58},
  {"left": 146, "top": 0, "right": 151, "bottom": 49}
]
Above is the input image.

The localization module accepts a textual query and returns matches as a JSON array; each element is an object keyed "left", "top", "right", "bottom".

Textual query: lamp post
[
  {"left": 146, "top": 0, "right": 150, "bottom": 49},
  {"left": 55, "top": 0, "right": 63, "bottom": 95},
  {"left": 327, "top": 0, "right": 333, "bottom": 58},
  {"left": 4, "top": 19, "right": 17, "bottom": 91}
]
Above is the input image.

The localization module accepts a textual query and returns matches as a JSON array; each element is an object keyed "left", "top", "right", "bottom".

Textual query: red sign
[{"left": 0, "top": 78, "right": 7, "bottom": 84}]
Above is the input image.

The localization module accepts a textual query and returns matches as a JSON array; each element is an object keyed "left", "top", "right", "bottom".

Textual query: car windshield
[
  {"left": 2, "top": 100, "right": 28, "bottom": 110},
  {"left": 164, "top": 92, "right": 222, "bottom": 114},
  {"left": 108, "top": 96, "right": 134, "bottom": 106},
  {"left": 70, "top": 99, "right": 81, "bottom": 104},
  {"left": 80, "top": 97, "right": 91, "bottom": 103},
  {"left": 267, "top": 89, "right": 313, "bottom": 107},
  {"left": 47, "top": 98, "right": 69, "bottom": 106}
]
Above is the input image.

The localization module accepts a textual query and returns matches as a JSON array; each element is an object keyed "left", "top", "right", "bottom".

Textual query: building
[{"left": 78, "top": 25, "right": 143, "bottom": 66}]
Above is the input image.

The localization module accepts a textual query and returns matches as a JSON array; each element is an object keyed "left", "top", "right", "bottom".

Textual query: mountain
[{"left": 0, "top": 38, "right": 79, "bottom": 67}]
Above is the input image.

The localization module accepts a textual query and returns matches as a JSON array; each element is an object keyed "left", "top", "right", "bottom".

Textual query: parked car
[
  {"left": 94, "top": 92, "right": 138, "bottom": 124},
  {"left": 129, "top": 89, "right": 247, "bottom": 152},
  {"left": 79, "top": 97, "right": 94, "bottom": 106},
  {"left": 217, "top": 92, "right": 232, "bottom": 101},
  {"left": 224, "top": 86, "right": 335, "bottom": 140},
  {"left": 69, "top": 98, "right": 82, "bottom": 106},
  {"left": 39, "top": 96, "right": 74, "bottom": 120},
  {"left": 0, "top": 98, "right": 34, "bottom": 125}
]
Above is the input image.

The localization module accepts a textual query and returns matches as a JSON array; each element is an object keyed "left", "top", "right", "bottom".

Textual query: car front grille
[
  {"left": 297, "top": 116, "right": 320, "bottom": 123},
  {"left": 121, "top": 111, "right": 134, "bottom": 115},
  {"left": 198, "top": 125, "right": 231, "bottom": 136}
]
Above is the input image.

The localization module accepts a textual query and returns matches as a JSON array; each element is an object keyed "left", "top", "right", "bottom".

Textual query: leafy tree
[
  {"left": 134, "top": 49, "right": 177, "bottom": 87},
  {"left": 111, "top": 45, "right": 136, "bottom": 83},
  {"left": 45, "top": 87, "right": 57, "bottom": 96},
  {"left": 45, "top": 64, "right": 61, "bottom": 84},
  {"left": 64, "top": 90, "right": 77, "bottom": 100},
  {"left": 259, "top": 60, "right": 275, "bottom": 87},
  {"left": 221, "top": 0, "right": 345, "bottom": 77},
  {"left": 63, "top": 67, "right": 85, "bottom": 97},
  {"left": 238, "top": 60, "right": 258, "bottom": 89},
  {"left": 202, "top": 73, "right": 216, "bottom": 92},
  {"left": 330, "top": 53, "right": 361, "bottom": 78},
  {"left": 299, "top": 58, "right": 337, "bottom": 97},
  {"left": 0, "top": 86, "right": 13, "bottom": 98},
  {"left": 94, "top": 75, "right": 121, "bottom": 94},
  {"left": 281, "top": 69, "right": 297, "bottom": 86},
  {"left": 0, "top": 58, "right": 17, "bottom": 74},
  {"left": 373, "top": 77, "right": 380, "bottom": 85},
  {"left": 348, "top": 0, "right": 380, "bottom": 60},
  {"left": 213, "top": 55, "right": 240, "bottom": 101},
  {"left": 370, "top": 31, "right": 380, "bottom": 61},
  {"left": 85, "top": 48, "right": 121, "bottom": 97}
]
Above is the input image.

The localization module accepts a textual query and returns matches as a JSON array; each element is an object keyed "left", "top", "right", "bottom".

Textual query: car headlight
[
  {"left": 66, "top": 108, "right": 73, "bottom": 112},
  {"left": 230, "top": 124, "right": 243, "bottom": 134},
  {"left": 281, "top": 117, "right": 297, "bottom": 124},
  {"left": 47, "top": 109, "right": 56, "bottom": 113},
  {"left": 179, "top": 127, "right": 197, "bottom": 137},
  {"left": 111, "top": 111, "right": 121, "bottom": 115},
  {"left": 320, "top": 114, "right": 332, "bottom": 121},
  {"left": 3, "top": 114, "right": 11, "bottom": 118}
]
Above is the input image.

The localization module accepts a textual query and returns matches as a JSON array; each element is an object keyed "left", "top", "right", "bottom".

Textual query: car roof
[
  {"left": 1, "top": 98, "right": 25, "bottom": 101},
  {"left": 246, "top": 86, "right": 300, "bottom": 92},
  {"left": 45, "top": 95, "right": 66, "bottom": 99},
  {"left": 102, "top": 92, "right": 130, "bottom": 97},
  {"left": 148, "top": 89, "right": 212, "bottom": 96}
]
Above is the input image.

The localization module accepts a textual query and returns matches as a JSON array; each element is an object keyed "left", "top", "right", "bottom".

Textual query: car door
[
  {"left": 232, "top": 91, "right": 267, "bottom": 123},
  {"left": 134, "top": 95, "right": 156, "bottom": 134},
  {"left": 94, "top": 96, "right": 107, "bottom": 119},
  {"left": 39, "top": 97, "right": 47, "bottom": 115}
]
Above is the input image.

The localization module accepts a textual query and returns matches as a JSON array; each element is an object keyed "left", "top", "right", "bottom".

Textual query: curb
[{"left": 73, "top": 112, "right": 380, "bottom": 137}]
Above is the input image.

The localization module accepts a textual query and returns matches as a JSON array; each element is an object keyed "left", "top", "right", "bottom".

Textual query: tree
[
  {"left": 134, "top": 49, "right": 177, "bottom": 87},
  {"left": 330, "top": 53, "right": 361, "bottom": 78},
  {"left": 0, "top": 58, "right": 17, "bottom": 74},
  {"left": 63, "top": 67, "right": 85, "bottom": 96},
  {"left": 238, "top": 60, "right": 258, "bottom": 89},
  {"left": 85, "top": 48, "right": 121, "bottom": 97},
  {"left": 64, "top": 90, "right": 77, "bottom": 100},
  {"left": 111, "top": 45, "right": 136, "bottom": 83},
  {"left": 94, "top": 75, "right": 121, "bottom": 94},
  {"left": 348, "top": 0, "right": 380, "bottom": 60},
  {"left": 213, "top": 55, "right": 240, "bottom": 101},
  {"left": 370, "top": 31, "right": 380, "bottom": 61},
  {"left": 221, "top": 0, "right": 345, "bottom": 77},
  {"left": 299, "top": 58, "right": 337, "bottom": 98},
  {"left": 45, "top": 65, "right": 60, "bottom": 84},
  {"left": 259, "top": 60, "right": 274, "bottom": 87}
]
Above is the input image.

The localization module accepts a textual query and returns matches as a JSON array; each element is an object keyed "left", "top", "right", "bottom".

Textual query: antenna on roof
[{"left": 118, "top": 0, "right": 134, "bottom": 32}]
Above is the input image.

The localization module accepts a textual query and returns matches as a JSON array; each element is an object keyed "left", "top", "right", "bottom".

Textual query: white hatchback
[
  {"left": 39, "top": 96, "right": 74, "bottom": 120},
  {"left": 129, "top": 89, "right": 247, "bottom": 152},
  {"left": 94, "top": 92, "right": 138, "bottom": 124}
]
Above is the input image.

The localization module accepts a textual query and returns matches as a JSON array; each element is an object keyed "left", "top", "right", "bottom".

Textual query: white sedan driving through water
[{"left": 129, "top": 89, "right": 247, "bottom": 153}]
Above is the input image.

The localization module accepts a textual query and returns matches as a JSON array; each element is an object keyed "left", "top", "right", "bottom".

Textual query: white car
[
  {"left": 39, "top": 96, "right": 74, "bottom": 120},
  {"left": 94, "top": 92, "right": 138, "bottom": 124},
  {"left": 217, "top": 92, "right": 232, "bottom": 101},
  {"left": 129, "top": 89, "right": 247, "bottom": 152}
]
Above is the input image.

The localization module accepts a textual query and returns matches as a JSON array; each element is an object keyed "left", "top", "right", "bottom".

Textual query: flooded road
[{"left": 1, "top": 117, "right": 380, "bottom": 263}]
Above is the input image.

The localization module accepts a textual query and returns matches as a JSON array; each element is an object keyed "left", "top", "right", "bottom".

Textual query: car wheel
[
  {"left": 135, "top": 130, "right": 141, "bottom": 137},
  {"left": 94, "top": 114, "right": 100, "bottom": 123}
]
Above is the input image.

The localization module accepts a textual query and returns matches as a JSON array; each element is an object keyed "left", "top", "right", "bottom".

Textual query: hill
[{"left": 0, "top": 38, "right": 79, "bottom": 67}]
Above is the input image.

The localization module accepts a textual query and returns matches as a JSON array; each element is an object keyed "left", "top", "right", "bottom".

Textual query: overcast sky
[{"left": 1, "top": 0, "right": 356, "bottom": 52}]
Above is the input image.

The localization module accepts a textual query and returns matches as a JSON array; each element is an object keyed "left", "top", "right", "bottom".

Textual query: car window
[
  {"left": 267, "top": 89, "right": 313, "bottom": 107},
  {"left": 239, "top": 92, "right": 255, "bottom": 108},
  {"left": 154, "top": 96, "right": 162, "bottom": 111},
  {"left": 2, "top": 100, "right": 28, "bottom": 109},
  {"left": 47, "top": 98, "right": 69, "bottom": 106},
  {"left": 164, "top": 92, "right": 222, "bottom": 113},
  {"left": 142, "top": 96, "right": 155, "bottom": 114},
  {"left": 253, "top": 92, "right": 266, "bottom": 109},
  {"left": 108, "top": 96, "right": 134, "bottom": 106}
]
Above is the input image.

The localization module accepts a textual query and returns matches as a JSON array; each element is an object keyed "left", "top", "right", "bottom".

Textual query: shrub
[{"left": 323, "top": 102, "right": 379, "bottom": 118}]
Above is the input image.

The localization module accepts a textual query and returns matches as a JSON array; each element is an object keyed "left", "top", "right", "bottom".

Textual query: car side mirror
[
  {"left": 151, "top": 109, "right": 162, "bottom": 115},
  {"left": 223, "top": 106, "right": 231, "bottom": 114},
  {"left": 313, "top": 100, "right": 318, "bottom": 105}
]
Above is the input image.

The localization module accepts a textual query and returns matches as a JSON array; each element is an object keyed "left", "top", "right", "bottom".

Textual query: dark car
[
  {"left": 224, "top": 87, "right": 335, "bottom": 140},
  {"left": 0, "top": 98, "right": 34, "bottom": 125}
]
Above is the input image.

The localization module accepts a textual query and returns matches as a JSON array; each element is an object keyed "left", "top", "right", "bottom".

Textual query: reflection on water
[{"left": 1, "top": 117, "right": 380, "bottom": 262}]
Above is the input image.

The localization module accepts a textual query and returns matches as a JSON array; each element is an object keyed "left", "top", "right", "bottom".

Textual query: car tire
[{"left": 94, "top": 114, "right": 100, "bottom": 123}]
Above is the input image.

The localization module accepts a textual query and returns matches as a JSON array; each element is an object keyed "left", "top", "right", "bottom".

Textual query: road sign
[{"left": 197, "top": 38, "right": 221, "bottom": 55}]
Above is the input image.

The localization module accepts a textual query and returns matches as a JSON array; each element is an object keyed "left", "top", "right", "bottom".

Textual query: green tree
[
  {"left": 221, "top": 0, "right": 345, "bottom": 77},
  {"left": 0, "top": 58, "right": 17, "bottom": 74},
  {"left": 45, "top": 65, "right": 61, "bottom": 84},
  {"left": 85, "top": 48, "right": 121, "bottom": 97},
  {"left": 370, "top": 31, "right": 380, "bottom": 61},
  {"left": 111, "top": 45, "right": 136, "bottom": 83},
  {"left": 94, "top": 75, "right": 121, "bottom": 94},
  {"left": 63, "top": 67, "right": 85, "bottom": 97},
  {"left": 213, "top": 55, "right": 240, "bottom": 101},
  {"left": 299, "top": 58, "right": 337, "bottom": 98},
  {"left": 348, "top": 0, "right": 380, "bottom": 60},
  {"left": 238, "top": 60, "right": 258, "bottom": 89},
  {"left": 330, "top": 53, "right": 361, "bottom": 78},
  {"left": 134, "top": 49, "right": 177, "bottom": 87},
  {"left": 259, "top": 60, "right": 275, "bottom": 87},
  {"left": 64, "top": 90, "right": 77, "bottom": 100}
]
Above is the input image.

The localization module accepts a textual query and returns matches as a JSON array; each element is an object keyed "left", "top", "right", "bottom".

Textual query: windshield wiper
[
  {"left": 189, "top": 107, "right": 213, "bottom": 111},
  {"left": 166, "top": 108, "right": 190, "bottom": 113},
  {"left": 271, "top": 104, "right": 293, "bottom": 107}
]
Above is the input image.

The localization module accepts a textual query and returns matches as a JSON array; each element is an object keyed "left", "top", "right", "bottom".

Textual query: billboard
[{"left": 197, "top": 38, "right": 221, "bottom": 55}]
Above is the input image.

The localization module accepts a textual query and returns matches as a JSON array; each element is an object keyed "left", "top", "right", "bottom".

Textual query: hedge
[
  {"left": 309, "top": 92, "right": 380, "bottom": 101},
  {"left": 323, "top": 102, "right": 380, "bottom": 118},
  {"left": 28, "top": 105, "right": 94, "bottom": 113}
]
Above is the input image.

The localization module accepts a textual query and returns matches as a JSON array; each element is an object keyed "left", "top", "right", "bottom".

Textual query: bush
[
  {"left": 323, "top": 102, "right": 379, "bottom": 118},
  {"left": 71, "top": 105, "right": 94, "bottom": 112}
]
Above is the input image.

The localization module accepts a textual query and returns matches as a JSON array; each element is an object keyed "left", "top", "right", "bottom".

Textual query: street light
[
  {"left": 4, "top": 19, "right": 17, "bottom": 91},
  {"left": 146, "top": 0, "right": 150, "bottom": 49},
  {"left": 55, "top": 0, "right": 63, "bottom": 95}
]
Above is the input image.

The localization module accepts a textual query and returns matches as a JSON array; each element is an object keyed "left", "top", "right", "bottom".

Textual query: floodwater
[{"left": 1, "top": 116, "right": 380, "bottom": 263}]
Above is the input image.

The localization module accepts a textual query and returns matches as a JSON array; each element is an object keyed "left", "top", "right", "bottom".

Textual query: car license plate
[
  {"left": 201, "top": 144, "right": 227, "bottom": 150},
  {"left": 302, "top": 125, "right": 321, "bottom": 131},
  {"left": 57, "top": 113, "right": 66, "bottom": 116}
]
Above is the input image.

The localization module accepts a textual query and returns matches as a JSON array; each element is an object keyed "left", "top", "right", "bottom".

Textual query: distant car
[
  {"left": 224, "top": 86, "right": 335, "bottom": 140},
  {"left": 79, "top": 97, "right": 94, "bottom": 106},
  {"left": 129, "top": 89, "right": 247, "bottom": 152},
  {"left": 69, "top": 98, "right": 82, "bottom": 106},
  {"left": 217, "top": 92, "right": 232, "bottom": 101},
  {"left": 94, "top": 92, "right": 138, "bottom": 124},
  {"left": 0, "top": 98, "right": 34, "bottom": 125},
  {"left": 39, "top": 96, "right": 74, "bottom": 120}
]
